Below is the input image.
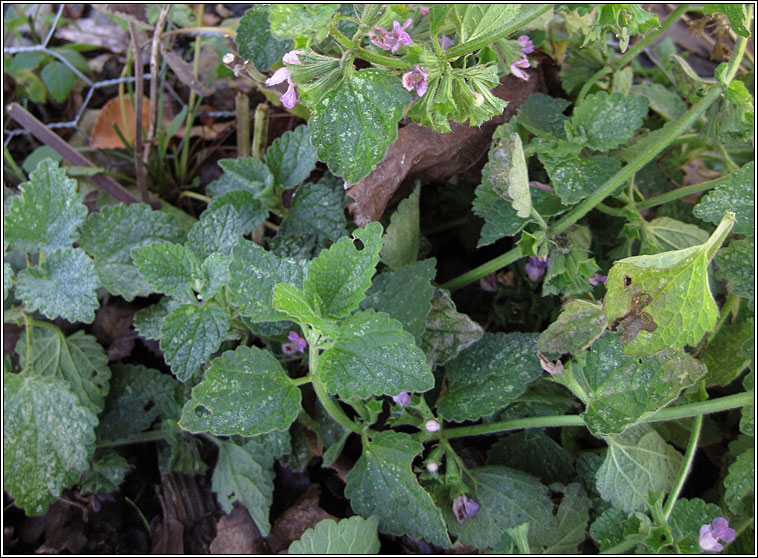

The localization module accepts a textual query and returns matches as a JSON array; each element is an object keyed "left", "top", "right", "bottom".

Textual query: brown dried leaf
[
  {"left": 93, "top": 4, "right": 154, "bottom": 30},
  {"left": 268, "top": 484, "right": 335, "bottom": 553},
  {"left": 210, "top": 504, "right": 268, "bottom": 554},
  {"left": 161, "top": 45, "right": 216, "bottom": 97},
  {"left": 90, "top": 96, "right": 150, "bottom": 149}
]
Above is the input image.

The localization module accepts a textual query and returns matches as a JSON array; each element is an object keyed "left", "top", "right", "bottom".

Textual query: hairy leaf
[
  {"left": 517, "top": 93, "right": 571, "bottom": 140},
  {"left": 439, "top": 332, "right": 541, "bottom": 422},
  {"left": 716, "top": 237, "right": 754, "bottom": 303},
  {"left": 187, "top": 205, "right": 243, "bottom": 261},
  {"left": 236, "top": 6, "right": 292, "bottom": 72},
  {"left": 319, "top": 310, "right": 433, "bottom": 399},
  {"left": 421, "top": 289, "right": 484, "bottom": 368},
  {"left": 288, "top": 516, "right": 381, "bottom": 554},
  {"left": 180, "top": 346, "right": 300, "bottom": 435},
  {"left": 702, "top": 319, "right": 753, "bottom": 386},
  {"left": 539, "top": 154, "right": 621, "bottom": 205},
  {"left": 595, "top": 424, "right": 682, "bottom": 512},
  {"left": 204, "top": 190, "right": 268, "bottom": 235},
  {"left": 569, "top": 91, "right": 649, "bottom": 151},
  {"left": 380, "top": 186, "right": 420, "bottom": 270},
  {"left": 541, "top": 483, "right": 592, "bottom": 554},
  {"left": 472, "top": 171, "right": 530, "bottom": 247},
  {"left": 132, "top": 242, "right": 199, "bottom": 296},
  {"left": 217, "top": 157, "right": 273, "bottom": 197},
  {"left": 639, "top": 217, "right": 711, "bottom": 254},
  {"left": 266, "top": 124, "right": 318, "bottom": 188},
  {"left": 486, "top": 130, "right": 531, "bottom": 218},
  {"left": 160, "top": 304, "right": 229, "bottom": 382},
  {"left": 309, "top": 70, "right": 410, "bottom": 183},
  {"left": 693, "top": 162, "right": 754, "bottom": 235},
  {"left": 269, "top": 4, "right": 338, "bottom": 43},
  {"left": 345, "top": 430, "right": 450, "bottom": 547},
  {"left": 668, "top": 498, "right": 725, "bottom": 554},
  {"left": 450, "top": 5, "right": 523, "bottom": 47},
  {"left": 5, "top": 159, "right": 87, "bottom": 253},
  {"left": 487, "top": 430, "right": 575, "bottom": 484},
  {"left": 80, "top": 452, "right": 132, "bottom": 495},
  {"left": 16, "top": 248, "right": 98, "bottom": 323},
  {"left": 724, "top": 446, "right": 754, "bottom": 515},
  {"left": 703, "top": 4, "right": 751, "bottom": 37},
  {"left": 538, "top": 299, "right": 608, "bottom": 355}
]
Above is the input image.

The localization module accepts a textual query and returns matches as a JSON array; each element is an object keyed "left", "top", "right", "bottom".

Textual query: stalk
[{"left": 663, "top": 415, "right": 702, "bottom": 520}]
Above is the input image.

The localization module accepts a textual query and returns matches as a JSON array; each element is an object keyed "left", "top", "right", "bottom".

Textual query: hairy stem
[
  {"left": 309, "top": 343, "right": 363, "bottom": 434},
  {"left": 663, "top": 414, "right": 702, "bottom": 520}
]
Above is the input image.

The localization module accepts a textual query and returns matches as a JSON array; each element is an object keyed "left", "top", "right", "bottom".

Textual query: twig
[
  {"left": 144, "top": 4, "right": 170, "bottom": 166},
  {"left": 6, "top": 103, "right": 139, "bottom": 205},
  {"left": 129, "top": 22, "right": 149, "bottom": 203}
]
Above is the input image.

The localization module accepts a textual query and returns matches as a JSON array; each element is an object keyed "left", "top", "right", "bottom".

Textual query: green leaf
[
  {"left": 5, "top": 159, "right": 87, "bottom": 253},
  {"left": 589, "top": 508, "right": 650, "bottom": 551},
  {"left": 132, "top": 242, "right": 199, "bottom": 296},
  {"left": 158, "top": 430, "right": 207, "bottom": 475},
  {"left": 444, "top": 466, "right": 556, "bottom": 549},
  {"left": 96, "top": 364, "right": 179, "bottom": 443},
  {"left": 272, "top": 283, "right": 337, "bottom": 337},
  {"left": 269, "top": 4, "right": 338, "bottom": 43},
  {"left": 16, "top": 248, "right": 99, "bottom": 324},
  {"left": 639, "top": 217, "right": 711, "bottom": 254},
  {"left": 569, "top": 91, "right": 649, "bottom": 151},
  {"left": 217, "top": 157, "right": 273, "bottom": 197},
  {"left": 421, "top": 289, "right": 484, "bottom": 369},
  {"left": 486, "top": 130, "right": 532, "bottom": 218},
  {"left": 18, "top": 326, "right": 110, "bottom": 414},
  {"left": 487, "top": 430, "right": 575, "bottom": 484},
  {"left": 303, "top": 222, "right": 383, "bottom": 320},
  {"left": 197, "top": 253, "right": 231, "bottom": 300},
  {"left": 345, "top": 430, "right": 450, "bottom": 547},
  {"left": 273, "top": 176, "right": 348, "bottom": 255},
  {"left": 595, "top": 424, "right": 682, "bottom": 512},
  {"left": 724, "top": 446, "right": 754, "bottom": 515},
  {"left": 541, "top": 483, "right": 592, "bottom": 554},
  {"left": 79, "top": 203, "right": 184, "bottom": 301},
  {"left": 288, "top": 516, "right": 381, "bottom": 554},
  {"left": 319, "top": 309, "right": 433, "bottom": 399},
  {"left": 450, "top": 5, "right": 523, "bottom": 47},
  {"left": 668, "top": 54, "right": 713, "bottom": 104},
  {"left": 133, "top": 295, "right": 191, "bottom": 340},
  {"left": 380, "top": 187, "right": 420, "bottom": 270},
  {"left": 702, "top": 318, "right": 753, "bottom": 386},
  {"left": 160, "top": 304, "right": 230, "bottom": 381},
  {"left": 539, "top": 154, "right": 621, "bottom": 205},
  {"left": 179, "top": 345, "right": 300, "bottom": 435},
  {"left": 538, "top": 299, "right": 608, "bottom": 355},
  {"left": 740, "top": 370, "right": 754, "bottom": 436},
  {"left": 716, "top": 237, "right": 754, "bottom": 303},
  {"left": 4, "top": 262, "right": 13, "bottom": 300},
  {"left": 236, "top": 6, "right": 293, "bottom": 72},
  {"left": 40, "top": 60, "right": 74, "bottom": 103},
  {"left": 543, "top": 225, "right": 600, "bottom": 298},
  {"left": 604, "top": 213, "right": 735, "bottom": 354},
  {"left": 630, "top": 82, "right": 687, "bottom": 121},
  {"left": 80, "top": 452, "right": 132, "bottom": 495},
  {"left": 360, "top": 259, "right": 436, "bottom": 344},
  {"left": 228, "top": 240, "right": 310, "bottom": 322},
  {"left": 212, "top": 437, "right": 275, "bottom": 535},
  {"left": 266, "top": 124, "right": 318, "bottom": 188},
  {"left": 693, "top": 162, "right": 754, "bottom": 235},
  {"left": 668, "top": 498, "right": 724, "bottom": 553},
  {"left": 309, "top": 69, "right": 411, "bottom": 183},
  {"left": 573, "top": 334, "right": 707, "bottom": 436},
  {"left": 187, "top": 205, "right": 242, "bottom": 261},
  {"left": 703, "top": 4, "right": 751, "bottom": 37},
  {"left": 3, "top": 373, "right": 97, "bottom": 515},
  {"left": 517, "top": 93, "right": 571, "bottom": 140},
  {"left": 204, "top": 190, "right": 268, "bottom": 235},
  {"left": 472, "top": 169, "right": 530, "bottom": 247},
  {"left": 439, "top": 332, "right": 541, "bottom": 422}
]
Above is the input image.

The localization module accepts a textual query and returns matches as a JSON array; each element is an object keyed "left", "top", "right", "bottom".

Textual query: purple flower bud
[
  {"left": 525, "top": 256, "right": 548, "bottom": 282},
  {"left": 438, "top": 35, "right": 453, "bottom": 50},
  {"left": 424, "top": 419, "right": 440, "bottom": 433},
  {"left": 282, "top": 49, "right": 305, "bottom": 65},
  {"left": 282, "top": 331, "right": 307, "bottom": 355},
  {"left": 588, "top": 273, "right": 608, "bottom": 286},
  {"left": 480, "top": 273, "right": 498, "bottom": 292},
  {"left": 402, "top": 65, "right": 429, "bottom": 99},
  {"left": 510, "top": 55, "right": 531, "bottom": 81},
  {"left": 265, "top": 67, "right": 291, "bottom": 86},
  {"left": 393, "top": 391, "right": 412, "bottom": 407},
  {"left": 265, "top": 66, "right": 299, "bottom": 109},
  {"left": 452, "top": 495, "right": 480, "bottom": 523},
  {"left": 517, "top": 35, "right": 535, "bottom": 54},
  {"left": 369, "top": 19, "right": 413, "bottom": 53},
  {"left": 699, "top": 518, "right": 736, "bottom": 552},
  {"left": 391, "top": 18, "right": 413, "bottom": 52}
]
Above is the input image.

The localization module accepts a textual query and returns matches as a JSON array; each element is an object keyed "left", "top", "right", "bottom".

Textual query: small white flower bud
[
  {"left": 425, "top": 419, "right": 440, "bottom": 433},
  {"left": 426, "top": 462, "right": 439, "bottom": 473},
  {"left": 222, "top": 52, "right": 236, "bottom": 65}
]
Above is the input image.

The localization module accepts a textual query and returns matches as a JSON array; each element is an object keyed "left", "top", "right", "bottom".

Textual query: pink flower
[
  {"left": 282, "top": 49, "right": 305, "bottom": 65},
  {"left": 517, "top": 35, "right": 535, "bottom": 54},
  {"left": 525, "top": 256, "right": 548, "bottom": 282},
  {"left": 265, "top": 67, "right": 299, "bottom": 109},
  {"left": 408, "top": 4, "right": 429, "bottom": 16},
  {"left": 511, "top": 55, "right": 531, "bottom": 81},
  {"left": 282, "top": 331, "right": 307, "bottom": 355},
  {"left": 369, "top": 18, "right": 413, "bottom": 53},
  {"left": 480, "top": 273, "right": 498, "bottom": 292},
  {"left": 402, "top": 65, "right": 429, "bottom": 99},
  {"left": 393, "top": 391, "right": 412, "bottom": 407},
  {"left": 699, "top": 518, "right": 736, "bottom": 552},
  {"left": 588, "top": 273, "right": 608, "bottom": 286},
  {"left": 438, "top": 35, "right": 453, "bottom": 50},
  {"left": 452, "top": 495, "right": 480, "bottom": 523}
]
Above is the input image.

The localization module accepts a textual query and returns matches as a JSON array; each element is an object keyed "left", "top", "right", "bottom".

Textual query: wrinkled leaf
[
  {"left": 487, "top": 430, "right": 575, "bottom": 484},
  {"left": 288, "top": 516, "right": 381, "bottom": 554},
  {"left": 569, "top": 91, "right": 648, "bottom": 151},
  {"left": 380, "top": 186, "right": 420, "bottom": 270},
  {"left": 539, "top": 154, "right": 621, "bottom": 205},
  {"left": 716, "top": 237, "right": 754, "bottom": 303},
  {"left": 538, "top": 299, "right": 608, "bottom": 355},
  {"left": 132, "top": 242, "right": 199, "bottom": 296},
  {"left": 204, "top": 190, "right": 268, "bottom": 235},
  {"left": 724, "top": 446, "right": 754, "bottom": 515},
  {"left": 236, "top": 6, "right": 292, "bottom": 72},
  {"left": 693, "top": 162, "right": 754, "bottom": 235},
  {"left": 187, "top": 205, "right": 243, "bottom": 261},
  {"left": 421, "top": 289, "right": 484, "bottom": 369},
  {"left": 266, "top": 124, "right": 318, "bottom": 188}
]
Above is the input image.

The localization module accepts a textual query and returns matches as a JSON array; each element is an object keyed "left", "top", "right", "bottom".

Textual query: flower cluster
[
  {"left": 511, "top": 35, "right": 534, "bottom": 81},
  {"left": 265, "top": 50, "right": 305, "bottom": 109},
  {"left": 282, "top": 330, "right": 307, "bottom": 355},
  {"left": 369, "top": 18, "right": 413, "bottom": 53},
  {"left": 699, "top": 518, "right": 736, "bottom": 553}
]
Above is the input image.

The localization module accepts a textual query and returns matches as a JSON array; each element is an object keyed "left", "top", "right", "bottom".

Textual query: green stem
[
  {"left": 96, "top": 429, "right": 170, "bottom": 448},
  {"left": 251, "top": 103, "right": 269, "bottom": 161},
  {"left": 440, "top": 391, "right": 753, "bottom": 440},
  {"left": 444, "top": 4, "right": 553, "bottom": 60},
  {"left": 309, "top": 343, "right": 363, "bottom": 434},
  {"left": 600, "top": 535, "right": 645, "bottom": 554},
  {"left": 663, "top": 414, "right": 702, "bottom": 520},
  {"left": 178, "top": 190, "right": 211, "bottom": 203},
  {"left": 596, "top": 202, "right": 627, "bottom": 217},
  {"left": 636, "top": 176, "right": 725, "bottom": 209},
  {"left": 440, "top": 246, "right": 523, "bottom": 291},
  {"left": 22, "top": 312, "right": 33, "bottom": 372},
  {"left": 291, "top": 375, "right": 312, "bottom": 386},
  {"left": 235, "top": 91, "right": 250, "bottom": 157}
]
